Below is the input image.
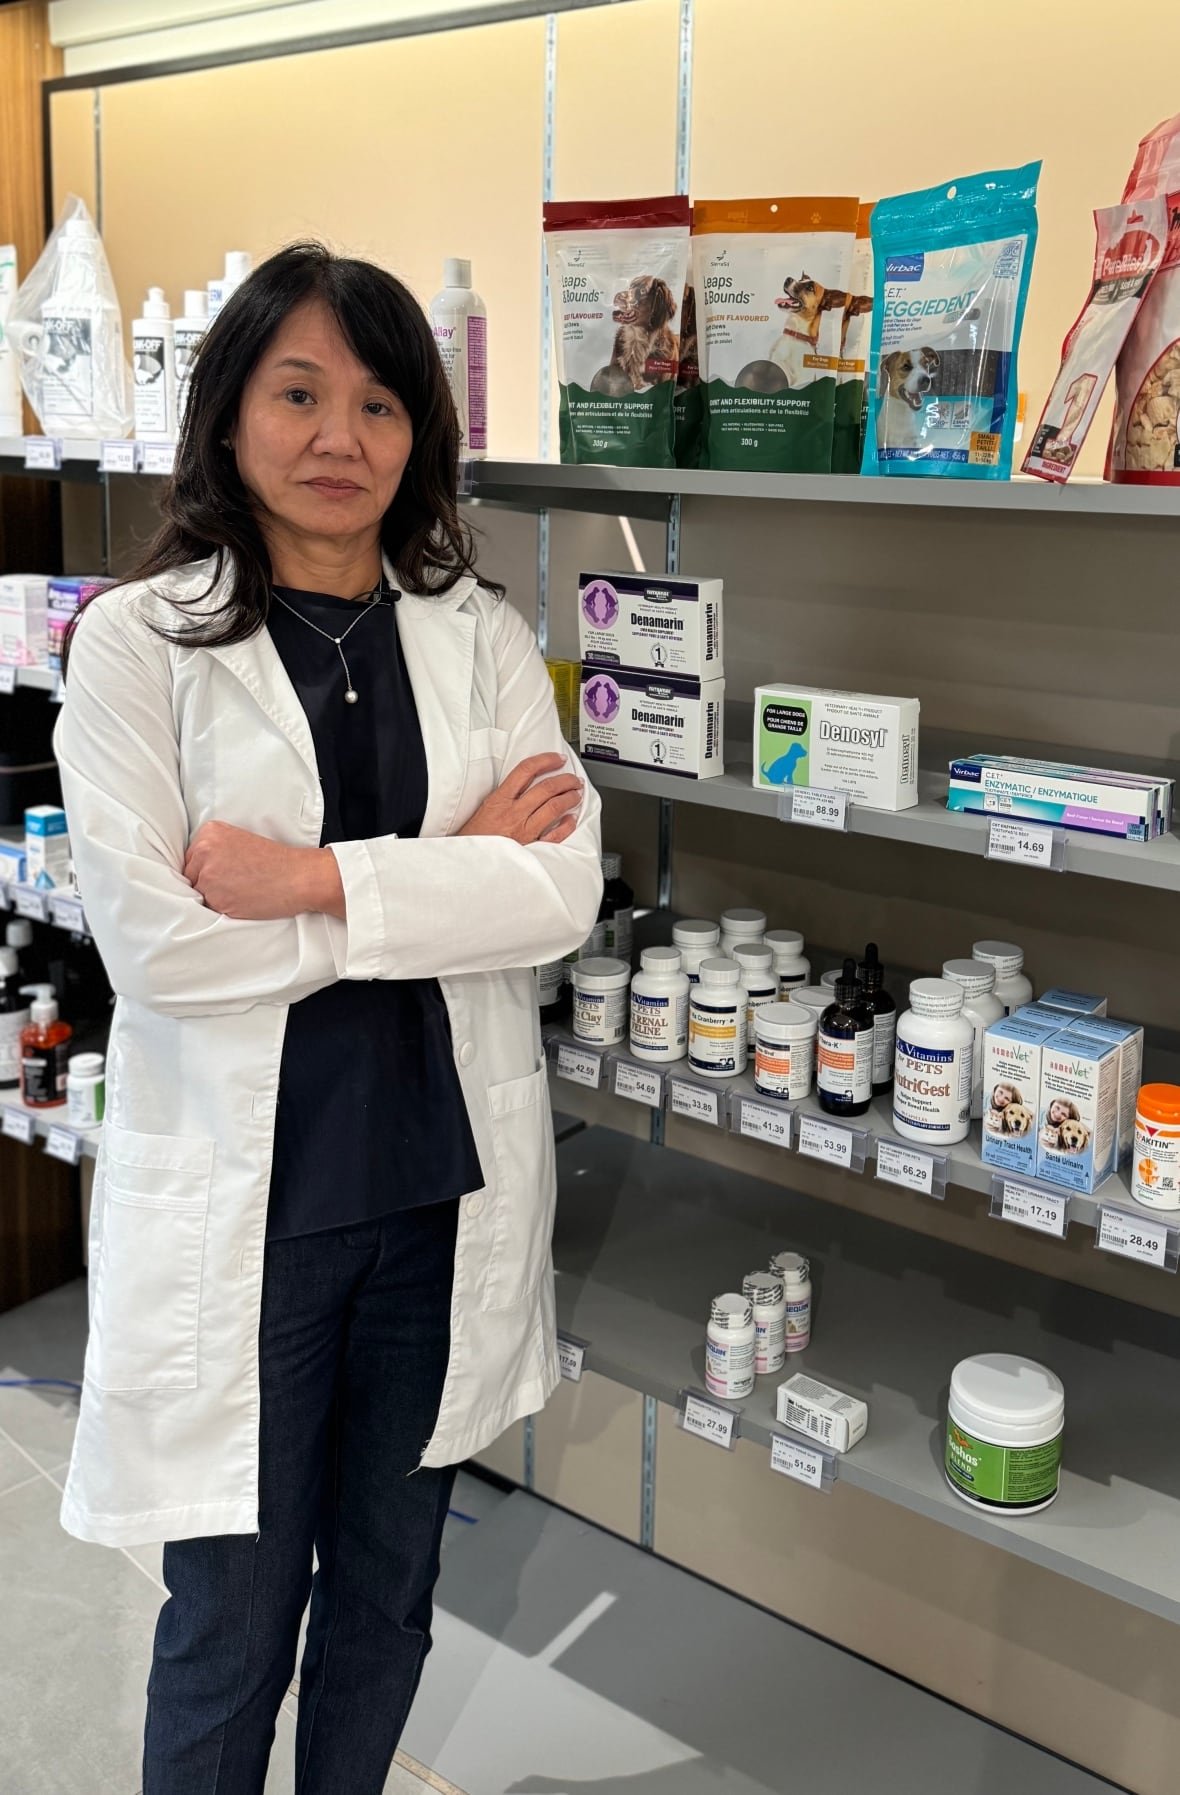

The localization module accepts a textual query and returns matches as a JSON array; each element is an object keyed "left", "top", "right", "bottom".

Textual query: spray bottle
[
  {"left": 20, "top": 984, "right": 72, "bottom": 1109},
  {"left": 132, "top": 288, "right": 177, "bottom": 441},
  {"left": 173, "top": 288, "right": 208, "bottom": 426},
  {"left": 430, "top": 258, "right": 487, "bottom": 459}
]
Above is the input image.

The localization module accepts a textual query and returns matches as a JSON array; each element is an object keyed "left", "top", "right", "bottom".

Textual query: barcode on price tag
[
  {"left": 669, "top": 1081, "right": 721, "bottom": 1126},
  {"left": 554, "top": 1043, "right": 602, "bottom": 1089},
  {"left": 797, "top": 1113, "right": 853, "bottom": 1168},
  {"left": 2, "top": 1106, "right": 36, "bottom": 1145},
  {"left": 613, "top": 1061, "right": 662, "bottom": 1108},
  {"left": 739, "top": 1101, "right": 792, "bottom": 1149},
  {"left": 100, "top": 439, "right": 139, "bottom": 473},
  {"left": 45, "top": 1126, "right": 82, "bottom": 1166},
  {"left": 1000, "top": 1181, "right": 1068, "bottom": 1238},
  {"left": 23, "top": 436, "right": 61, "bottom": 471},
  {"left": 788, "top": 788, "right": 848, "bottom": 831},
  {"left": 681, "top": 1393, "right": 736, "bottom": 1449},
  {"left": 987, "top": 817, "right": 1057, "bottom": 869},
  {"left": 1097, "top": 1207, "right": 1173, "bottom": 1270},
  {"left": 771, "top": 1432, "right": 827, "bottom": 1489},
  {"left": 0, "top": 666, "right": 16, "bottom": 695},
  {"left": 556, "top": 1336, "right": 586, "bottom": 1383},
  {"left": 141, "top": 441, "right": 177, "bottom": 476},
  {"left": 876, "top": 1139, "right": 935, "bottom": 1195}
]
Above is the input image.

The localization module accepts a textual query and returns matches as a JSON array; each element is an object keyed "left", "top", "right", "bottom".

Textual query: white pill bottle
[
  {"left": 672, "top": 918, "right": 720, "bottom": 985},
  {"left": 972, "top": 939, "right": 1033, "bottom": 1014},
  {"left": 892, "top": 977, "right": 973, "bottom": 1146},
  {"left": 742, "top": 1271, "right": 786, "bottom": 1376},
  {"left": 941, "top": 958, "right": 1004, "bottom": 1118},
  {"left": 765, "top": 928, "right": 811, "bottom": 994},
  {"left": 718, "top": 907, "right": 766, "bottom": 958},
  {"left": 706, "top": 1294, "right": 756, "bottom": 1400},
  {"left": 689, "top": 957, "right": 747, "bottom": 1078},
  {"left": 732, "top": 940, "right": 777, "bottom": 1034},
  {"left": 771, "top": 1251, "right": 812, "bottom": 1353},
  {"left": 629, "top": 946, "right": 689, "bottom": 1062},
  {"left": 571, "top": 956, "right": 630, "bottom": 1047}
]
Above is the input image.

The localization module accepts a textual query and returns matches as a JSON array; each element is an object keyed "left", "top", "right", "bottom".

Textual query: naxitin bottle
[
  {"left": 742, "top": 1272, "right": 786, "bottom": 1376},
  {"left": 859, "top": 941, "right": 897, "bottom": 1097},
  {"left": 817, "top": 958, "right": 873, "bottom": 1118},
  {"left": 770, "top": 1251, "right": 812, "bottom": 1353},
  {"left": 706, "top": 1295, "right": 756, "bottom": 1400}
]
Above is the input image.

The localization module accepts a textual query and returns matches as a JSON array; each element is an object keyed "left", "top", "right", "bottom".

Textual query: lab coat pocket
[
  {"left": 88, "top": 1126, "right": 215, "bottom": 1394},
  {"left": 481, "top": 1065, "right": 556, "bottom": 1312}
]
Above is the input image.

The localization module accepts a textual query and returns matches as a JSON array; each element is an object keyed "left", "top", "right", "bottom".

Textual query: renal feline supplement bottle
[
  {"left": 893, "top": 978, "right": 973, "bottom": 1146},
  {"left": 942, "top": 958, "right": 1004, "bottom": 1119},
  {"left": 706, "top": 1294, "right": 756, "bottom": 1400},
  {"left": 972, "top": 940, "right": 1033, "bottom": 1014},
  {"left": 718, "top": 907, "right": 766, "bottom": 958},
  {"left": 770, "top": 1251, "right": 812, "bottom": 1353},
  {"left": 689, "top": 957, "right": 747, "bottom": 1078},
  {"left": 742, "top": 1272, "right": 786, "bottom": 1376},
  {"left": 733, "top": 941, "right": 777, "bottom": 1033},
  {"left": 1133, "top": 1083, "right": 1180, "bottom": 1211},
  {"left": 673, "top": 918, "right": 720, "bottom": 985},
  {"left": 765, "top": 929, "right": 811, "bottom": 994},
  {"left": 600, "top": 851, "right": 635, "bottom": 961},
  {"left": 629, "top": 946, "right": 689, "bottom": 1063},
  {"left": 858, "top": 942, "right": 897, "bottom": 1097},
  {"left": 571, "top": 956, "right": 630, "bottom": 1047},
  {"left": 945, "top": 1354, "right": 1064, "bottom": 1515},
  {"left": 817, "top": 959, "right": 873, "bottom": 1117},
  {"left": 754, "top": 1002, "right": 816, "bottom": 1101}
]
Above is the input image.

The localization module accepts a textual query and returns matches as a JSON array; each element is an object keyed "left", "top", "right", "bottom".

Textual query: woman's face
[{"left": 233, "top": 299, "right": 413, "bottom": 548}]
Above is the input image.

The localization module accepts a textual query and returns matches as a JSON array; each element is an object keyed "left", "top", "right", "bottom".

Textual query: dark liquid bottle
[
  {"left": 859, "top": 941, "right": 897, "bottom": 1097},
  {"left": 817, "top": 956, "right": 874, "bottom": 1118},
  {"left": 600, "top": 852, "right": 635, "bottom": 963}
]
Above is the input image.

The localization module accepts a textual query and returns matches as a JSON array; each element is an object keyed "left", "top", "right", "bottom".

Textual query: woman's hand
[
  {"left": 457, "top": 753, "right": 584, "bottom": 846},
  {"left": 184, "top": 822, "right": 344, "bottom": 920}
]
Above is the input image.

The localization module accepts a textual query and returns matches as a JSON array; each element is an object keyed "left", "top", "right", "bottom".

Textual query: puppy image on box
[
  {"left": 592, "top": 274, "right": 679, "bottom": 394},
  {"left": 877, "top": 347, "right": 940, "bottom": 448},
  {"left": 1003, "top": 1104, "right": 1035, "bottom": 1137},
  {"left": 771, "top": 272, "right": 848, "bottom": 386}
]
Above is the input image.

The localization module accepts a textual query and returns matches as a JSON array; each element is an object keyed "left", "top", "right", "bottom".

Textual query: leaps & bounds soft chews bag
[
  {"left": 543, "top": 196, "right": 691, "bottom": 467},
  {"left": 1109, "top": 114, "right": 1180, "bottom": 484},
  {"left": 862, "top": 163, "right": 1040, "bottom": 479}
]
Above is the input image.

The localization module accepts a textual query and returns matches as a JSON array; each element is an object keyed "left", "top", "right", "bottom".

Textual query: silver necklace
[{"left": 270, "top": 582, "right": 389, "bottom": 705}]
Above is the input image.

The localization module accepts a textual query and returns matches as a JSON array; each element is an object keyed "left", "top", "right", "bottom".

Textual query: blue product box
[
  {"left": 0, "top": 840, "right": 26, "bottom": 883},
  {"left": 1035, "top": 1030, "right": 1120, "bottom": 1194},
  {"left": 1038, "top": 988, "right": 1107, "bottom": 1017},
  {"left": 1059, "top": 1016, "right": 1144, "bottom": 1166},
  {"left": 981, "top": 1015, "right": 1064, "bottom": 1178}
]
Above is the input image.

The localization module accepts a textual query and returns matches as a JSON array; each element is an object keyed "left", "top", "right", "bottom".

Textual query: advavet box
[
  {"left": 579, "top": 572, "right": 723, "bottom": 680},
  {"left": 580, "top": 667, "right": 724, "bottom": 780},
  {"left": 981, "top": 1014, "right": 1064, "bottom": 1179},
  {"left": 1035, "top": 1029, "right": 1119, "bottom": 1195},
  {"left": 754, "top": 685, "right": 919, "bottom": 811}
]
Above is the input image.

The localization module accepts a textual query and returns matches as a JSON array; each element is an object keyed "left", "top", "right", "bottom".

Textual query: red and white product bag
[
  {"left": 1109, "top": 113, "right": 1180, "bottom": 483},
  {"left": 1025, "top": 201, "right": 1166, "bottom": 482}
]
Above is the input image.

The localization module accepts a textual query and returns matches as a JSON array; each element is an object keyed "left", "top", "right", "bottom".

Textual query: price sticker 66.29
[{"left": 876, "top": 1139, "right": 935, "bottom": 1196}]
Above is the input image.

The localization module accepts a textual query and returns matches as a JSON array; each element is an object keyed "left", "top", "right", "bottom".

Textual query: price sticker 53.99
[{"left": 797, "top": 1113, "right": 854, "bottom": 1169}]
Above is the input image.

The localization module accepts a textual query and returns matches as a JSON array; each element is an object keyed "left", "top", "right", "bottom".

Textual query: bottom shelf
[{"left": 551, "top": 1124, "right": 1180, "bottom": 1626}]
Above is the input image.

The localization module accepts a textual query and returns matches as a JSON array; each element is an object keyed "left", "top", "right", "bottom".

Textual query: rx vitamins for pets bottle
[
  {"left": 689, "top": 957, "right": 747, "bottom": 1078},
  {"left": 733, "top": 941, "right": 778, "bottom": 1035},
  {"left": 629, "top": 947, "right": 689, "bottom": 1063},
  {"left": 718, "top": 907, "right": 766, "bottom": 959},
  {"left": 571, "top": 957, "right": 630, "bottom": 1047},
  {"left": 945, "top": 1354, "right": 1064, "bottom": 1515},
  {"left": 765, "top": 929, "right": 811, "bottom": 993},
  {"left": 892, "top": 978, "right": 973, "bottom": 1146}
]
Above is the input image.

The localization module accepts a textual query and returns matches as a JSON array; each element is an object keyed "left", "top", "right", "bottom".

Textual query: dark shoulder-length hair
[{"left": 66, "top": 240, "right": 497, "bottom": 666}]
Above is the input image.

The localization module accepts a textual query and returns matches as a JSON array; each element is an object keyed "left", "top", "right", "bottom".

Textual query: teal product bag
[{"left": 862, "top": 163, "right": 1040, "bottom": 480}]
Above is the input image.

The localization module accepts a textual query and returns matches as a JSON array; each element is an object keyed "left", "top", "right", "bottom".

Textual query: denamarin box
[
  {"left": 580, "top": 666, "right": 725, "bottom": 780},
  {"left": 579, "top": 572, "right": 723, "bottom": 680}
]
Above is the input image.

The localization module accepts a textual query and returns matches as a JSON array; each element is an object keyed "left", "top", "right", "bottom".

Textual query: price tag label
[
  {"left": 99, "top": 439, "right": 139, "bottom": 473},
  {"left": 140, "top": 441, "right": 176, "bottom": 476},
  {"left": 771, "top": 1432, "right": 826, "bottom": 1489},
  {"left": 797, "top": 1113, "right": 853, "bottom": 1168},
  {"left": 556, "top": 1336, "right": 586, "bottom": 1383},
  {"left": 12, "top": 887, "right": 48, "bottom": 923},
  {"left": 1000, "top": 1181, "right": 1068, "bottom": 1239},
  {"left": 739, "top": 1101, "right": 792, "bottom": 1149},
  {"left": 876, "top": 1139, "right": 934, "bottom": 1195},
  {"left": 987, "top": 817, "right": 1056, "bottom": 869},
  {"left": 23, "top": 436, "right": 61, "bottom": 471},
  {"left": 45, "top": 1125, "right": 82, "bottom": 1166},
  {"left": 555, "top": 1043, "right": 602, "bottom": 1090},
  {"left": 669, "top": 1081, "right": 721, "bottom": 1127},
  {"left": 791, "top": 788, "right": 847, "bottom": 831},
  {"left": 49, "top": 894, "right": 86, "bottom": 934},
  {"left": 2, "top": 1106, "right": 36, "bottom": 1146},
  {"left": 614, "top": 1061, "right": 662, "bottom": 1108},
  {"left": 1097, "top": 1207, "right": 1171, "bottom": 1269},
  {"left": 682, "top": 1393, "right": 736, "bottom": 1450},
  {"left": 0, "top": 666, "right": 16, "bottom": 696}
]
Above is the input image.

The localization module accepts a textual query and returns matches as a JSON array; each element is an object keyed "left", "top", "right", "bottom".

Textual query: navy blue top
[{"left": 264, "top": 583, "right": 483, "bottom": 1240}]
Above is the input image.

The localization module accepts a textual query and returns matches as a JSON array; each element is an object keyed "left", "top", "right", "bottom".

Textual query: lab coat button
[
  {"left": 458, "top": 1041, "right": 476, "bottom": 1068},
  {"left": 465, "top": 1194, "right": 485, "bottom": 1219}
]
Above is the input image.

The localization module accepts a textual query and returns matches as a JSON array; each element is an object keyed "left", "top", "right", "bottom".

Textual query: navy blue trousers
[{"left": 142, "top": 1199, "right": 459, "bottom": 1794}]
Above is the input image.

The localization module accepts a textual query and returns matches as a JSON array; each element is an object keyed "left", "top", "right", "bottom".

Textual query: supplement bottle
[
  {"left": 19, "top": 984, "right": 71, "bottom": 1109},
  {"left": 732, "top": 940, "right": 777, "bottom": 1034},
  {"left": 0, "top": 947, "right": 29, "bottom": 1090},
  {"left": 430, "top": 258, "right": 488, "bottom": 458},
  {"left": 131, "top": 287, "right": 177, "bottom": 442},
  {"left": 66, "top": 1051, "right": 105, "bottom": 1128},
  {"left": 945, "top": 1353, "right": 1064, "bottom": 1515},
  {"left": 689, "top": 957, "right": 747, "bottom": 1079},
  {"left": 673, "top": 918, "right": 720, "bottom": 986},
  {"left": 534, "top": 958, "right": 568, "bottom": 1023},
  {"left": 705, "top": 1294, "right": 756, "bottom": 1400},
  {"left": 599, "top": 852, "right": 635, "bottom": 962},
  {"left": 786, "top": 985, "right": 831, "bottom": 1022},
  {"left": 563, "top": 916, "right": 607, "bottom": 990},
  {"left": 893, "top": 978, "right": 973, "bottom": 1146},
  {"left": 1132, "top": 1083, "right": 1180, "bottom": 1210},
  {"left": 765, "top": 928, "right": 810, "bottom": 994},
  {"left": 570, "top": 956, "right": 630, "bottom": 1047},
  {"left": 820, "top": 967, "right": 842, "bottom": 992},
  {"left": 817, "top": 958, "right": 873, "bottom": 1118},
  {"left": 629, "top": 946, "right": 689, "bottom": 1063},
  {"left": 718, "top": 907, "right": 766, "bottom": 959},
  {"left": 942, "top": 958, "right": 1004, "bottom": 1119},
  {"left": 6, "top": 919, "right": 44, "bottom": 987},
  {"left": 858, "top": 942, "right": 897, "bottom": 1097},
  {"left": 770, "top": 1251, "right": 812, "bottom": 1353},
  {"left": 753, "top": 1001, "right": 816, "bottom": 1102},
  {"left": 972, "top": 939, "right": 1033, "bottom": 1014},
  {"left": 742, "top": 1272, "right": 786, "bottom": 1376}
]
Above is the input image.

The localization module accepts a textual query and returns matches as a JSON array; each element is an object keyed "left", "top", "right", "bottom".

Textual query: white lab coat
[{"left": 53, "top": 555, "right": 601, "bottom": 1548}]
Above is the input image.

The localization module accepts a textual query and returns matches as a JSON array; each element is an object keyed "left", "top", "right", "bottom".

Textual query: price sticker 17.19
[{"left": 1000, "top": 1181, "right": 1068, "bottom": 1239}]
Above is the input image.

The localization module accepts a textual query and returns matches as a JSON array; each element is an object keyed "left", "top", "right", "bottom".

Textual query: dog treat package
[
  {"left": 1109, "top": 114, "right": 1180, "bottom": 483},
  {"left": 673, "top": 270, "right": 703, "bottom": 467},
  {"left": 832, "top": 202, "right": 874, "bottom": 473},
  {"left": 863, "top": 163, "right": 1040, "bottom": 479},
  {"left": 543, "top": 196, "right": 691, "bottom": 467},
  {"left": 692, "top": 197, "right": 858, "bottom": 473},
  {"left": 1025, "top": 201, "right": 1166, "bottom": 483}
]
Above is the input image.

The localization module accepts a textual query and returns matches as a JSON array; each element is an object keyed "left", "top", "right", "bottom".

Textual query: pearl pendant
[{"left": 344, "top": 688, "right": 358, "bottom": 705}]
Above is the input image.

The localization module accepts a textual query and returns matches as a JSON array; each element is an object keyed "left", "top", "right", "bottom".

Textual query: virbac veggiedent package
[
  {"left": 863, "top": 163, "right": 1040, "bottom": 479},
  {"left": 543, "top": 196, "right": 691, "bottom": 468},
  {"left": 692, "top": 197, "right": 858, "bottom": 473}
]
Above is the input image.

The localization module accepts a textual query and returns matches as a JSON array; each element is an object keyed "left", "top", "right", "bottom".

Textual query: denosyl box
[
  {"left": 579, "top": 572, "right": 723, "bottom": 679},
  {"left": 754, "top": 686, "right": 919, "bottom": 810},
  {"left": 981, "top": 1014, "right": 1064, "bottom": 1178},
  {"left": 580, "top": 667, "right": 724, "bottom": 779},
  {"left": 1035, "top": 1029, "right": 1119, "bottom": 1194},
  {"left": 947, "top": 755, "right": 1170, "bottom": 841}
]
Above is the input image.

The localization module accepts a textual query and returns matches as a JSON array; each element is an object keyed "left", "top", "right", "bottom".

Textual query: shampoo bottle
[
  {"left": 132, "top": 288, "right": 177, "bottom": 441},
  {"left": 37, "top": 216, "right": 126, "bottom": 437},
  {"left": 208, "top": 250, "right": 252, "bottom": 319},
  {"left": 430, "top": 258, "right": 487, "bottom": 459},
  {"left": 173, "top": 288, "right": 209, "bottom": 426},
  {"left": 0, "top": 244, "right": 21, "bottom": 436},
  {"left": 0, "top": 949, "right": 29, "bottom": 1090},
  {"left": 19, "top": 984, "right": 72, "bottom": 1109}
]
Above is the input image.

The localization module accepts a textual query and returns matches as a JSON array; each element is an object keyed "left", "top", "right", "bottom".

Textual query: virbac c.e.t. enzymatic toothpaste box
[{"left": 947, "top": 754, "right": 1171, "bottom": 841}]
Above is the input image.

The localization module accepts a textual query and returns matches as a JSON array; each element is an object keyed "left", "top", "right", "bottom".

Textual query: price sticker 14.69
[
  {"left": 1000, "top": 1181, "right": 1068, "bottom": 1239},
  {"left": 797, "top": 1113, "right": 853, "bottom": 1169},
  {"left": 987, "top": 816, "right": 1056, "bottom": 869},
  {"left": 681, "top": 1393, "right": 737, "bottom": 1450},
  {"left": 876, "top": 1139, "right": 934, "bottom": 1196},
  {"left": 1097, "top": 1207, "right": 1172, "bottom": 1270}
]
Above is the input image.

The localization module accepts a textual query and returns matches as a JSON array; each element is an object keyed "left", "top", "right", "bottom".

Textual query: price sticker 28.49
[{"left": 1097, "top": 1207, "right": 1174, "bottom": 1271}]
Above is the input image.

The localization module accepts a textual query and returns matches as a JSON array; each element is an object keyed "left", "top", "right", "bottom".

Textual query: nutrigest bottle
[{"left": 817, "top": 957, "right": 874, "bottom": 1119}]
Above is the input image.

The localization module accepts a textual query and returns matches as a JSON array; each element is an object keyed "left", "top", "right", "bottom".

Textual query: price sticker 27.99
[{"left": 681, "top": 1392, "right": 737, "bottom": 1450}]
